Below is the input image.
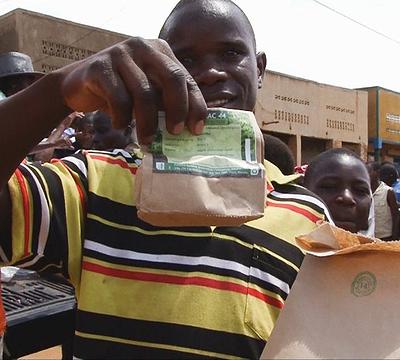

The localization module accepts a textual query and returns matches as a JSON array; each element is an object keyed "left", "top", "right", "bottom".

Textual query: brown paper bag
[
  {"left": 262, "top": 223, "right": 400, "bottom": 359},
  {"left": 135, "top": 108, "right": 266, "bottom": 227}
]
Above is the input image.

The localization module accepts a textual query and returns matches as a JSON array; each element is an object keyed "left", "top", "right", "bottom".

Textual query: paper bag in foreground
[
  {"left": 261, "top": 223, "right": 400, "bottom": 359},
  {"left": 135, "top": 108, "right": 265, "bottom": 227}
]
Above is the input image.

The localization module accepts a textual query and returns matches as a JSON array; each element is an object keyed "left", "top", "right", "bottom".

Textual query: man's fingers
[
  {"left": 186, "top": 76, "right": 207, "bottom": 135},
  {"left": 61, "top": 56, "right": 133, "bottom": 129},
  {"left": 86, "top": 64, "right": 133, "bottom": 129},
  {"left": 69, "top": 131, "right": 82, "bottom": 138},
  {"left": 156, "top": 59, "right": 189, "bottom": 135},
  {"left": 137, "top": 39, "right": 206, "bottom": 135},
  {"left": 116, "top": 50, "right": 158, "bottom": 144},
  {"left": 61, "top": 38, "right": 207, "bottom": 140},
  {"left": 157, "top": 42, "right": 207, "bottom": 135}
]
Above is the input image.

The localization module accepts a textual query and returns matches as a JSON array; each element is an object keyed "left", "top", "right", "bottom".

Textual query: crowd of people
[
  {"left": 0, "top": 51, "right": 138, "bottom": 162},
  {"left": 0, "top": 0, "right": 399, "bottom": 358}
]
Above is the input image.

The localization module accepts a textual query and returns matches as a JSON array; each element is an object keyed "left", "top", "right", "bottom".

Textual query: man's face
[
  {"left": 162, "top": 2, "right": 266, "bottom": 112},
  {"left": 0, "top": 75, "right": 38, "bottom": 97},
  {"left": 307, "top": 155, "right": 372, "bottom": 233},
  {"left": 76, "top": 122, "right": 94, "bottom": 149}
]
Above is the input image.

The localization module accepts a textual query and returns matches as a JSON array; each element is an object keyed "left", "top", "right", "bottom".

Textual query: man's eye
[
  {"left": 319, "top": 182, "right": 337, "bottom": 189},
  {"left": 354, "top": 187, "right": 370, "bottom": 195},
  {"left": 224, "top": 49, "right": 241, "bottom": 58}
]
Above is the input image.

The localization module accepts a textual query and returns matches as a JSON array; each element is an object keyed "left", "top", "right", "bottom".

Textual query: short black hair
[
  {"left": 88, "top": 110, "right": 112, "bottom": 126},
  {"left": 304, "top": 148, "right": 365, "bottom": 186},
  {"left": 380, "top": 162, "right": 398, "bottom": 186},
  {"left": 158, "top": 0, "right": 256, "bottom": 50},
  {"left": 366, "top": 160, "right": 380, "bottom": 172},
  {"left": 263, "top": 134, "right": 295, "bottom": 175},
  {"left": 72, "top": 113, "right": 93, "bottom": 131}
]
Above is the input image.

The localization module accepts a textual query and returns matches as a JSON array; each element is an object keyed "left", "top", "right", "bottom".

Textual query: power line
[{"left": 311, "top": 0, "right": 400, "bottom": 46}]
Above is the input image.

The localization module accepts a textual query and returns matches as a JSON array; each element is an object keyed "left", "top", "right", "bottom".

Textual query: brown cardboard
[{"left": 261, "top": 223, "right": 400, "bottom": 359}]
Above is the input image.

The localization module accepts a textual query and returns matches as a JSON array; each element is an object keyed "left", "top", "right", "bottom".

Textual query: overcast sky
[{"left": 1, "top": 0, "right": 400, "bottom": 92}]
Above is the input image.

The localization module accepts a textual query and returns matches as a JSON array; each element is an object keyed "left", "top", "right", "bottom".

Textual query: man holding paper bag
[{"left": 0, "top": 0, "right": 331, "bottom": 358}]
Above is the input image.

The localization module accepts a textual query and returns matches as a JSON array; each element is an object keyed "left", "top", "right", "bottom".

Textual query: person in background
[
  {"left": 0, "top": 1, "right": 332, "bottom": 357},
  {"left": 304, "top": 148, "right": 374, "bottom": 237},
  {"left": 0, "top": 52, "right": 75, "bottom": 162},
  {"left": 91, "top": 111, "right": 133, "bottom": 151},
  {"left": 367, "top": 161, "right": 399, "bottom": 240},
  {"left": 0, "top": 52, "right": 44, "bottom": 97},
  {"left": 29, "top": 112, "right": 81, "bottom": 162},
  {"left": 74, "top": 114, "right": 95, "bottom": 150},
  {"left": 0, "top": 52, "right": 45, "bottom": 358},
  {"left": 380, "top": 162, "right": 400, "bottom": 206},
  {"left": 380, "top": 162, "right": 399, "bottom": 187},
  {"left": 52, "top": 112, "right": 95, "bottom": 159},
  {"left": 263, "top": 134, "right": 295, "bottom": 175}
]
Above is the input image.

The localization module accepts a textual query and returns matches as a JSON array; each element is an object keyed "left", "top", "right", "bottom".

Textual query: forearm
[
  {"left": 0, "top": 71, "right": 71, "bottom": 188},
  {"left": 29, "top": 140, "right": 64, "bottom": 155},
  {"left": 0, "top": 37, "right": 207, "bottom": 189}
]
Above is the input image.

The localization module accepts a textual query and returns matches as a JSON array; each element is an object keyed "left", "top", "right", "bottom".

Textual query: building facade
[
  {"left": 255, "top": 71, "right": 368, "bottom": 164},
  {"left": 0, "top": 8, "right": 129, "bottom": 73},
  {"left": 1, "top": 9, "right": 370, "bottom": 167},
  {"left": 360, "top": 87, "right": 400, "bottom": 165}
]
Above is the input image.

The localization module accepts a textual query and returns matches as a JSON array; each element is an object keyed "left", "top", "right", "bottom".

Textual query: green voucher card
[{"left": 149, "top": 108, "right": 262, "bottom": 177}]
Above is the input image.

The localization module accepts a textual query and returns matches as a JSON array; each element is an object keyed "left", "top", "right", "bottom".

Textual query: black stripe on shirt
[
  {"left": 271, "top": 183, "right": 330, "bottom": 218},
  {"left": 74, "top": 336, "right": 209, "bottom": 359},
  {"left": 85, "top": 217, "right": 248, "bottom": 262},
  {"left": 88, "top": 192, "right": 210, "bottom": 234},
  {"left": 76, "top": 310, "right": 265, "bottom": 359},
  {"left": 86, "top": 149, "right": 141, "bottom": 164},
  {"left": 33, "top": 164, "right": 70, "bottom": 278},
  {"left": 86, "top": 217, "right": 297, "bottom": 278},
  {"left": 14, "top": 255, "right": 63, "bottom": 274},
  {"left": 84, "top": 248, "right": 291, "bottom": 300},
  {"left": 215, "top": 225, "right": 304, "bottom": 269},
  {"left": 18, "top": 165, "right": 42, "bottom": 256},
  {"left": 267, "top": 192, "right": 327, "bottom": 216},
  {"left": 83, "top": 247, "right": 290, "bottom": 300},
  {"left": 61, "top": 153, "right": 89, "bottom": 191}
]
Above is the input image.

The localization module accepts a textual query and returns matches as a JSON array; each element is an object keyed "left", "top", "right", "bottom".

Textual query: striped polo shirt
[{"left": 4, "top": 149, "right": 330, "bottom": 359}]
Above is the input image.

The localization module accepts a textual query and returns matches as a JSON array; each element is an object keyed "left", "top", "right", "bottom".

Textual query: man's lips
[
  {"left": 204, "top": 91, "right": 236, "bottom": 108},
  {"left": 206, "top": 98, "right": 230, "bottom": 108}
]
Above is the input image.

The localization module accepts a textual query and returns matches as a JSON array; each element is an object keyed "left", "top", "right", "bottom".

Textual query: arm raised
[{"left": 0, "top": 37, "right": 207, "bottom": 189}]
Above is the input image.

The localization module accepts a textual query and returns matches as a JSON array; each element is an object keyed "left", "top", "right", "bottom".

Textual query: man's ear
[{"left": 256, "top": 52, "right": 267, "bottom": 89}]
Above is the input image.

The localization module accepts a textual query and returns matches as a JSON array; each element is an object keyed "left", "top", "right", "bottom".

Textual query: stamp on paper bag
[{"left": 351, "top": 271, "right": 376, "bottom": 297}]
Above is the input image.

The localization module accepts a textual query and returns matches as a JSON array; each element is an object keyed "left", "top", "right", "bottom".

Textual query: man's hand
[
  {"left": 59, "top": 38, "right": 207, "bottom": 144},
  {"left": 48, "top": 111, "right": 84, "bottom": 141},
  {"left": 62, "top": 111, "right": 85, "bottom": 129}
]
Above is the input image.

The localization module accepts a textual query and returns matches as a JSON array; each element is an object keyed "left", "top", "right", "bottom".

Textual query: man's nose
[
  {"left": 336, "top": 188, "right": 356, "bottom": 205},
  {"left": 193, "top": 59, "right": 228, "bottom": 86}
]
